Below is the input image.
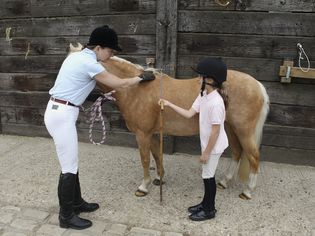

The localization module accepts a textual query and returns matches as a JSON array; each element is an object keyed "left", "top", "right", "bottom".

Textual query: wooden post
[
  {"left": 156, "top": 0, "right": 178, "bottom": 77},
  {"left": 156, "top": 0, "right": 178, "bottom": 155}
]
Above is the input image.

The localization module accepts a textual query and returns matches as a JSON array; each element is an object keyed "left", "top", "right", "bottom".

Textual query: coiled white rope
[
  {"left": 297, "top": 43, "right": 310, "bottom": 73},
  {"left": 81, "top": 90, "right": 116, "bottom": 145}
]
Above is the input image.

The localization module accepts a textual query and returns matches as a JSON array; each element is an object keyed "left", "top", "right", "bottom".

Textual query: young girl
[{"left": 159, "top": 58, "right": 228, "bottom": 221}]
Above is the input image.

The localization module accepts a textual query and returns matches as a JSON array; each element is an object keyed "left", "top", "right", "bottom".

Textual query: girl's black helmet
[
  {"left": 192, "top": 57, "right": 227, "bottom": 84},
  {"left": 87, "top": 25, "right": 122, "bottom": 52}
]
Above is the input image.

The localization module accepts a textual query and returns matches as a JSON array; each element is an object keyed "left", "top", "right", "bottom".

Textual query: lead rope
[
  {"left": 297, "top": 43, "right": 310, "bottom": 73},
  {"left": 81, "top": 90, "right": 116, "bottom": 145}
]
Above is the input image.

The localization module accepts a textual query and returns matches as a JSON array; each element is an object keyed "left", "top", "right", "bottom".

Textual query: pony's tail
[{"left": 238, "top": 81, "right": 270, "bottom": 181}]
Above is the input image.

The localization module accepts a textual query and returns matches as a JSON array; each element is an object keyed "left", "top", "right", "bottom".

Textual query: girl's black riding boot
[
  {"left": 189, "top": 177, "right": 216, "bottom": 221},
  {"left": 58, "top": 173, "right": 92, "bottom": 230},
  {"left": 73, "top": 172, "right": 99, "bottom": 214}
]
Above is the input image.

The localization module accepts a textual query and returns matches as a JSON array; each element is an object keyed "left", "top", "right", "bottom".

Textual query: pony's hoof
[
  {"left": 217, "top": 182, "right": 226, "bottom": 190},
  {"left": 135, "top": 190, "right": 148, "bottom": 197},
  {"left": 152, "top": 179, "right": 165, "bottom": 186},
  {"left": 239, "top": 192, "right": 251, "bottom": 200}
]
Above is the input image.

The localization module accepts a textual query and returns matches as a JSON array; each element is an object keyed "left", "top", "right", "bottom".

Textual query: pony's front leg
[
  {"left": 150, "top": 135, "right": 165, "bottom": 186},
  {"left": 135, "top": 132, "right": 152, "bottom": 197}
]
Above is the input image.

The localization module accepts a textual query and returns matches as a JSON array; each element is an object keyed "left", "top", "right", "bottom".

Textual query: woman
[
  {"left": 159, "top": 58, "right": 228, "bottom": 221},
  {"left": 44, "top": 25, "right": 155, "bottom": 230}
]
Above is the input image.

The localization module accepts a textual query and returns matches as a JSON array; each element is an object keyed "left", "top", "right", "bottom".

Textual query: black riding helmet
[
  {"left": 192, "top": 57, "right": 227, "bottom": 85},
  {"left": 87, "top": 25, "right": 122, "bottom": 52}
]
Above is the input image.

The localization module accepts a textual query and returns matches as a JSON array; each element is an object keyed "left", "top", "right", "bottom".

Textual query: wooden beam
[
  {"left": 156, "top": 0, "right": 178, "bottom": 77},
  {"left": 279, "top": 60, "right": 315, "bottom": 83}
]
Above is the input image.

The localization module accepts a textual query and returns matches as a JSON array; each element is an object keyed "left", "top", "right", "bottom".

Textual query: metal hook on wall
[{"left": 214, "top": 0, "right": 231, "bottom": 7}]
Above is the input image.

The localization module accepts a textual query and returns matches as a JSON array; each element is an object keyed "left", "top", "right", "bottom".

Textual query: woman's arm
[
  {"left": 94, "top": 70, "right": 141, "bottom": 89},
  {"left": 159, "top": 99, "right": 196, "bottom": 119}
]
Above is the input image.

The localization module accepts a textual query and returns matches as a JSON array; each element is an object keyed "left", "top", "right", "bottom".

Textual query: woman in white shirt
[{"left": 45, "top": 25, "right": 155, "bottom": 230}]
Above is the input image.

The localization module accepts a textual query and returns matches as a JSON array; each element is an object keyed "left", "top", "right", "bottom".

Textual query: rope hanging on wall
[
  {"left": 25, "top": 42, "right": 30, "bottom": 60},
  {"left": 297, "top": 43, "right": 310, "bottom": 73},
  {"left": 5, "top": 27, "right": 12, "bottom": 42}
]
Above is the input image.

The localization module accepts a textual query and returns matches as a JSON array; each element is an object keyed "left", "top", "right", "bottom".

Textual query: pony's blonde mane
[{"left": 68, "top": 43, "right": 161, "bottom": 74}]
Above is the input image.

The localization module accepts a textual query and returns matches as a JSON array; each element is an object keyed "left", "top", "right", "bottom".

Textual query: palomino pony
[{"left": 70, "top": 44, "right": 269, "bottom": 199}]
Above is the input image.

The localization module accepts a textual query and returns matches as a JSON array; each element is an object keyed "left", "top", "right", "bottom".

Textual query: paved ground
[{"left": 0, "top": 134, "right": 314, "bottom": 236}]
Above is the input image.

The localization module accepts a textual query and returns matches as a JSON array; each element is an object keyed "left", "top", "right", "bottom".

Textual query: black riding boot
[
  {"left": 189, "top": 177, "right": 216, "bottom": 221},
  {"left": 58, "top": 173, "right": 92, "bottom": 229},
  {"left": 73, "top": 172, "right": 99, "bottom": 214}
]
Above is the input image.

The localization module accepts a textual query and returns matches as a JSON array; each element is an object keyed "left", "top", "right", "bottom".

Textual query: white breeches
[
  {"left": 44, "top": 100, "right": 79, "bottom": 174},
  {"left": 202, "top": 153, "right": 222, "bottom": 179}
]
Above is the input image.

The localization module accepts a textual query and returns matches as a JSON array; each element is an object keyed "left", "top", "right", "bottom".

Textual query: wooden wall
[{"left": 0, "top": 0, "right": 314, "bottom": 165}]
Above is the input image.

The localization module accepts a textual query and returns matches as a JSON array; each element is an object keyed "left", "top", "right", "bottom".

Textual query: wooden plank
[
  {"left": 267, "top": 103, "right": 315, "bottom": 128},
  {"left": 263, "top": 81, "right": 315, "bottom": 106},
  {"left": 177, "top": 33, "right": 315, "bottom": 59},
  {"left": 262, "top": 124, "right": 315, "bottom": 150},
  {"left": 179, "top": 0, "right": 315, "bottom": 12},
  {"left": 177, "top": 56, "right": 281, "bottom": 82},
  {"left": 1, "top": 123, "right": 314, "bottom": 166},
  {"left": 30, "top": 0, "right": 156, "bottom": 17},
  {"left": 0, "top": 0, "right": 31, "bottom": 19},
  {"left": 0, "top": 14, "right": 155, "bottom": 37},
  {"left": 0, "top": 73, "right": 56, "bottom": 91},
  {"left": 178, "top": 11, "right": 315, "bottom": 36},
  {"left": 0, "top": 55, "right": 152, "bottom": 73},
  {"left": 156, "top": 0, "right": 178, "bottom": 76},
  {"left": 279, "top": 65, "right": 315, "bottom": 80},
  {"left": 0, "top": 35, "right": 155, "bottom": 56},
  {"left": 261, "top": 145, "right": 315, "bottom": 167},
  {"left": 179, "top": 0, "right": 234, "bottom": 11}
]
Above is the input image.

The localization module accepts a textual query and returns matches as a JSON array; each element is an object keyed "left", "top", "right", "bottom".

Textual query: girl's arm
[
  {"left": 200, "top": 124, "right": 220, "bottom": 164},
  {"left": 159, "top": 99, "right": 196, "bottom": 118}
]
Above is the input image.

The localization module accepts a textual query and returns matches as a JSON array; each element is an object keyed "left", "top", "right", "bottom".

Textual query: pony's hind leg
[
  {"left": 218, "top": 124, "right": 242, "bottom": 189},
  {"left": 135, "top": 132, "right": 152, "bottom": 197},
  {"left": 238, "top": 136, "right": 260, "bottom": 200},
  {"left": 150, "top": 135, "right": 165, "bottom": 186}
]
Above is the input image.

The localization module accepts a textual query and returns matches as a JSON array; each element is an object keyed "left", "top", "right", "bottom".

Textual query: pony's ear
[{"left": 68, "top": 42, "right": 83, "bottom": 54}]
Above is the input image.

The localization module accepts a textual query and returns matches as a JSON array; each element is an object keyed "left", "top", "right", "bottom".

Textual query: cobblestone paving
[{"left": 0, "top": 135, "right": 314, "bottom": 236}]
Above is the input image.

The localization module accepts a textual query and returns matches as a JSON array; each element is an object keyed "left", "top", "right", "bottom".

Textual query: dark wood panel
[
  {"left": 0, "top": 0, "right": 31, "bottom": 19},
  {"left": 0, "top": 73, "right": 56, "bottom": 91},
  {"left": 179, "top": 0, "right": 315, "bottom": 12},
  {"left": 0, "top": 35, "right": 155, "bottom": 56},
  {"left": 0, "top": 14, "right": 155, "bottom": 37},
  {"left": 179, "top": 0, "right": 234, "bottom": 11},
  {"left": 263, "top": 124, "right": 315, "bottom": 150},
  {"left": 177, "top": 56, "right": 281, "bottom": 82},
  {"left": 267, "top": 103, "right": 315, "bottom": 128},
  {"left": 178, "top": 33, "right": 315, "bottom": 59},
  {"left": 177, "top": 56, "right": 315, "bottom": 85},
  {"left": 179, "top": 11, "right": 315, "bottom": 36},
  {"left": 260, "top": 145, "right": 315, "bottom": 166},
  {"left": 156, "top": 0, "right": 178, "bottom": 77},
  {"left": 0, "top": 55, "right": 152, "bottom": 73},
  {"left": 31, "top": 0, "right": 156, "bottom": 17},
  {"left": 263, "top": 81, "right": 315, "bottom": 106}
]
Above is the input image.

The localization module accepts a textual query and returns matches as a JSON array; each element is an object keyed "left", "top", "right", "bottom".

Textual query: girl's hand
[
  {"left": 200, "top": 153, "right": 209, "bottom": 164},
  {"left": 159, "top": 99, "right": 171, "bottom": 107}
]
